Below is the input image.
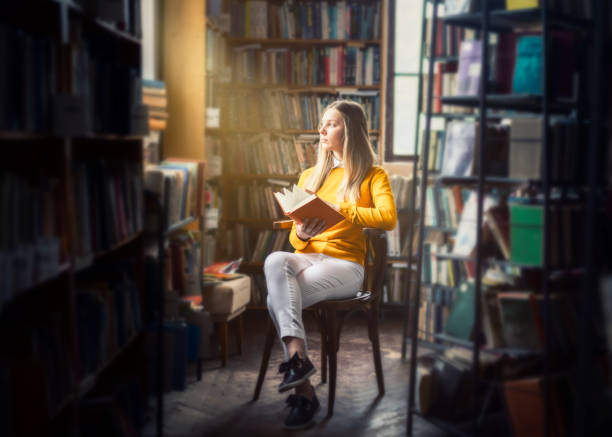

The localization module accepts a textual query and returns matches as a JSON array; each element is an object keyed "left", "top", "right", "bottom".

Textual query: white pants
[{"left": 264, "top": 251, "right": 364, "bottom": 359}]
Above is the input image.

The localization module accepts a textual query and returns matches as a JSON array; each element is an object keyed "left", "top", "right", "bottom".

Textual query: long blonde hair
[{"left": 304, "top": 100, "right": 377, "bottom": 203}]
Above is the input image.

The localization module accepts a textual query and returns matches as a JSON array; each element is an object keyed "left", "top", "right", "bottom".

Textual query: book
[
  {"left": 443, "top": 281, "right": 475, "bottom": 341},
  {"left": 484, "top": 204, "right": 510, "bottom": 259},
  {"left": 455, "top": 39, "right": 482, "bottom": 96},
  {"left": 440, "top": 120, "right": 476, "bottom": 177},
  {"left": 273, "top": 184, "right": 345, "bottom": 231}
]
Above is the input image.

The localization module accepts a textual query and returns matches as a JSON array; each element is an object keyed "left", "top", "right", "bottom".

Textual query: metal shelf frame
[{"left": 404, "top": 1, "right": 601, "bottom": 436}]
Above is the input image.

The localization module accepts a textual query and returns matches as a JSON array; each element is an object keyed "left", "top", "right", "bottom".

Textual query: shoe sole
[
  {"left": 278, "top": 367, "right": 316, "bottom": 393},
  {"left": 282, "top": 403, "right": 320, "bottom": 430}
]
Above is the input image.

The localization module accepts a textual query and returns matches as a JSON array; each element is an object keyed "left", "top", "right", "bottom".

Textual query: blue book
[{"left": 512, "top": 35, "right": 543, "bottom": 95}]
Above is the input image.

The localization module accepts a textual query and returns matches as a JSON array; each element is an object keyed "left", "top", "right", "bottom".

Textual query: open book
[{"left": 273, "top": 185, "right": 344, "bottom": 232}]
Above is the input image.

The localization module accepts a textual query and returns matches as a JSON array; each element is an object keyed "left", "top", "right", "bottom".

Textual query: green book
[{"left": 444, "top": 281, "right": 475, "bottom": 341}]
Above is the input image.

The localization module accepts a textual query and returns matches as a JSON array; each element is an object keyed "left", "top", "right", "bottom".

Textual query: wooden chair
[{"left": 252, "top": 220, "right": 388, "bottom": 417}]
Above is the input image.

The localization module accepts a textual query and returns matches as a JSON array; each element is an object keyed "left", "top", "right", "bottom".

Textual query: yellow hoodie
[{"left": 289, "top": 165, "right": 397, "bottom": 265}]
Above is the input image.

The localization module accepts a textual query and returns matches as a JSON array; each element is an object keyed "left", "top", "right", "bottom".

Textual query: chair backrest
[{"left": 361, "top": 228, "right": 388, "bottom": 304}]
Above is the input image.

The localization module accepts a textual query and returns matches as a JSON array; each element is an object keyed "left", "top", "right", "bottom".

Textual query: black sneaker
[
  {"left": 278, "top": 352, "right": 316, "bottom": 393},
  {"left": 283, "top": 393, "right": 320, "bottom": 430}
]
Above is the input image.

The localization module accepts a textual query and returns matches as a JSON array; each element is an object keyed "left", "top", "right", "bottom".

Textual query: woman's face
[{"left": 319, "top": 109, "right": 345, "bottom": 159}]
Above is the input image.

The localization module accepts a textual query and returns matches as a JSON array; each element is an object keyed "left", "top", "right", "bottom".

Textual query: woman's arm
[{"left": 338, "top": 167, "right": 397, "bottom": 230}]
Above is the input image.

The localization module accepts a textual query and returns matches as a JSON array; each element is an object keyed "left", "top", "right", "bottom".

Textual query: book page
[{"left": 274, "top": 184, "right": 312, "bottom": 213}]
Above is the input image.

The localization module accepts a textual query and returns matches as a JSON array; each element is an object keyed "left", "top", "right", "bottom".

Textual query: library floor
[{"left": 143, "top": 310, "right": 449, "bottom": 437}]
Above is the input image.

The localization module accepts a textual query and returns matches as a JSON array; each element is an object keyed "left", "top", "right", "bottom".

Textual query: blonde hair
[{"left": 304, "top": 100, "right": 377, "bottom": 203}]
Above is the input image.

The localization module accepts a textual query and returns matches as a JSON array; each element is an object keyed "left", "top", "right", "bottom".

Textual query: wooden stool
[{"left": 211, "top": 306, "right": 246, "bottom": 367}]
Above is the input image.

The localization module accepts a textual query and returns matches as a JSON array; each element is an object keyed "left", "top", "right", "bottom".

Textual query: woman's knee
[{"left": 264, "top": 251, "right": 291, "bottom": 275}]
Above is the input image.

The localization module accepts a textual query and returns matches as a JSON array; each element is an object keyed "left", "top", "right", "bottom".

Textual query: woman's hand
[{"left": 295, "top": 217, "right": 327, "bottom": 240}]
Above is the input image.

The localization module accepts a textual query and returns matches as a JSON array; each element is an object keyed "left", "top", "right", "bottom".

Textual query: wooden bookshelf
[
  {"left": 203, "top": 0, "right": 388, "bottom": 308},
  {"left": 0, "top": 1, "right": 148, "bottom": 436}
]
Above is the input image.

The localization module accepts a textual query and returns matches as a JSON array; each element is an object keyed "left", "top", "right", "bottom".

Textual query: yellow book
[{"left": 506, "top": 0, "right": 539, "bottom": 10}]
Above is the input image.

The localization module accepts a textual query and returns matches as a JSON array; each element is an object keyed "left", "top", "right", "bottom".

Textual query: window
[{"left": 385, "top": 0, "right": 424, "bottom": 161}]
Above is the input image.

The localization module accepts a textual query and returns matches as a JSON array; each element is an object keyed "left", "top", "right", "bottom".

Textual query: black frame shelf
[
  {"left": 440, "top": 95, "right": 577, "bottom": 114},
  {"left": 443, "top": 8, "right": 592, "bottom": 32},
  {"left": 432, "top": 333, "right": 542, "bottom": 359},
  {"left": 435, "top": 175, "right": 533, "bottom": 187},
  {"left": 405, "top": 0, "right": 604, "bottom": 436}
]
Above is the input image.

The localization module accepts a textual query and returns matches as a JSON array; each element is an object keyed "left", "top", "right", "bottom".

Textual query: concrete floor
[{"left": 143, "top": 310, "right": 449, "bottom": 437}]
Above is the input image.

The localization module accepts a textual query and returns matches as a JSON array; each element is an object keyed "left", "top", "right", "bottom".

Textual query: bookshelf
[
  {"left": 405, "top": 1, "right": 606, "bottom": 436},
  {"left": 0, "top": 1, "right": 149, "bottom": 436},
  {"left": 204, "top": 0, "right": 389, "bottom": 308}
]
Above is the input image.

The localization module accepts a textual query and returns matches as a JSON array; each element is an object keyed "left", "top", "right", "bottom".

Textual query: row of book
[
  {"left": 234, "top": 183, "right": 286, "bottom": 220},
  {"left": 249, "top": 229, "right": 292, "bottom": 263},
  {"left": 423, "top": 20, "right": 469, "bottom": 59},
  {"left": 423, "top": 31, "right": 578, "bottom": 111},
  {"left": 142, "top": 79, "right": 168, "bottom": 131},
  {"left": 0, "top": 25, "right": 57, "bottom": 132},
  {"left": 72, "top": 160, "right": 144, "bottom": 261},
  {"left": 232, "top": 44, "right": 381, "bottom": 87},
  {"left": 224, "top": 133, "right": 318, "bottom": 176},
  {"left": 222, "top": 89, "right": 380, "bottom": 131},
  {"left": 0, "top": 173, "right": 65, "bottom": 304},
  {"left": 4, "top": 316, "right": 74, "bottom": 433},
  {"left": 144, "top": 159, "right": 206, "bottom": 228},
  {"left": 228, "top": 0, "right": 382, "bottom": 41},
  {"left": 76, "top": 264, "right": 143, "bottom": 377},
  {"left": 417, "top": 277, "right": 576, "bottom": 360},
  {"left": 424, "top": 186, "right": 469, "bottom": 229},
  {"left": 431, "top": 118, "right": 584, "bottom": 183},
  {"left": 165, "top": 231, "right": 202, "bottom": 297},
  {"left": 223, "top": 225, "right": 291, "bottom": 268}
]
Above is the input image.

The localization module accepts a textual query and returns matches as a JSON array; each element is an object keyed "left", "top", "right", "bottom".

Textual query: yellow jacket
[{"left": 289, "top": 165, "right": 397, "bottom": 265}]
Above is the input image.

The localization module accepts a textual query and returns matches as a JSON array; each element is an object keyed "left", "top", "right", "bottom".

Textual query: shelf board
[
  {"left": 212, "top": 127, "right": 379, "bottom": 135},
  {"left": 443, "top": 8, "right": 592, "bottom": 31},
  {"left": 433, "top": 332, "right": 541, "bottom": 357},
  {"left": 425, "top": 225, "right": 457, "bottom": 233},
  {"left": 57, "top": 0, "right": 141, "bottom": 44},
  {"left": 223, "top": 173, "right": 299, "bottom": 181},
  {"left": 435, "top": 175, "right": 530, "bottom": 187},
  {"left": 428, "top": 252, "right": 475, "bottom": 262},
  {"left": 228, "top": 218, "right": 280, "bottom": 227},
  {"left": 227, "top": 37, "right": 381, "bottom": 46},
  {"left": 4, "top": 262, "right": 71, "bottom": 304},
  {"left": 218, "top": 83, "right": 380, "bottom": 92},
  {"left": 77, "top": 333, "right": 142, "bottom": 398},
  {"left": 75, "top": 232, "right": 144, "bottom": 272},
  {"left": 440, "top": 95, "right": 577, "bottom": 113},
  {"left": 425, "top": 55, "right": 459, "bottom": 63},
  {"left": 0, "top": 131, "right": 144, "bottom": 141}
]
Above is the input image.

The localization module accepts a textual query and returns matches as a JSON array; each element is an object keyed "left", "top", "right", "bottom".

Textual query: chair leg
[
  {"left": 253, "top": 318, "right": 276, "bottom": 401},
  {"left": 219, "top": 321, "right": 228, "bottom": 368},
  {"left": 236, "top": 313, "right": 244, "bottom": 355},
  {"left": 368, "top": 310, "right": 385, "bottom": 396},
  {"left": 325, "top": 307, "right": 338, "bottom": 417},
  {"left": 316, "top": 310, "right": 327, "bottom": 384}
]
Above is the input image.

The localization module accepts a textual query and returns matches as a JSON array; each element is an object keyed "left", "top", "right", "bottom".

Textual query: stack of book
[{"left": 142, "top": 79, "right": 168, "bottom": 131}]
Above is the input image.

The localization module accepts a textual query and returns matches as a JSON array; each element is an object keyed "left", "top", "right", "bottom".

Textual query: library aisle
[{"left": 142, "top": 311, "right": 447, "bottom": 437}]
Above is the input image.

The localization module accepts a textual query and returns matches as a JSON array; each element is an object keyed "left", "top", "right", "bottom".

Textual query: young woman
[{"left": 264, "top": 100, "right": 397, "bottom": 429}]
